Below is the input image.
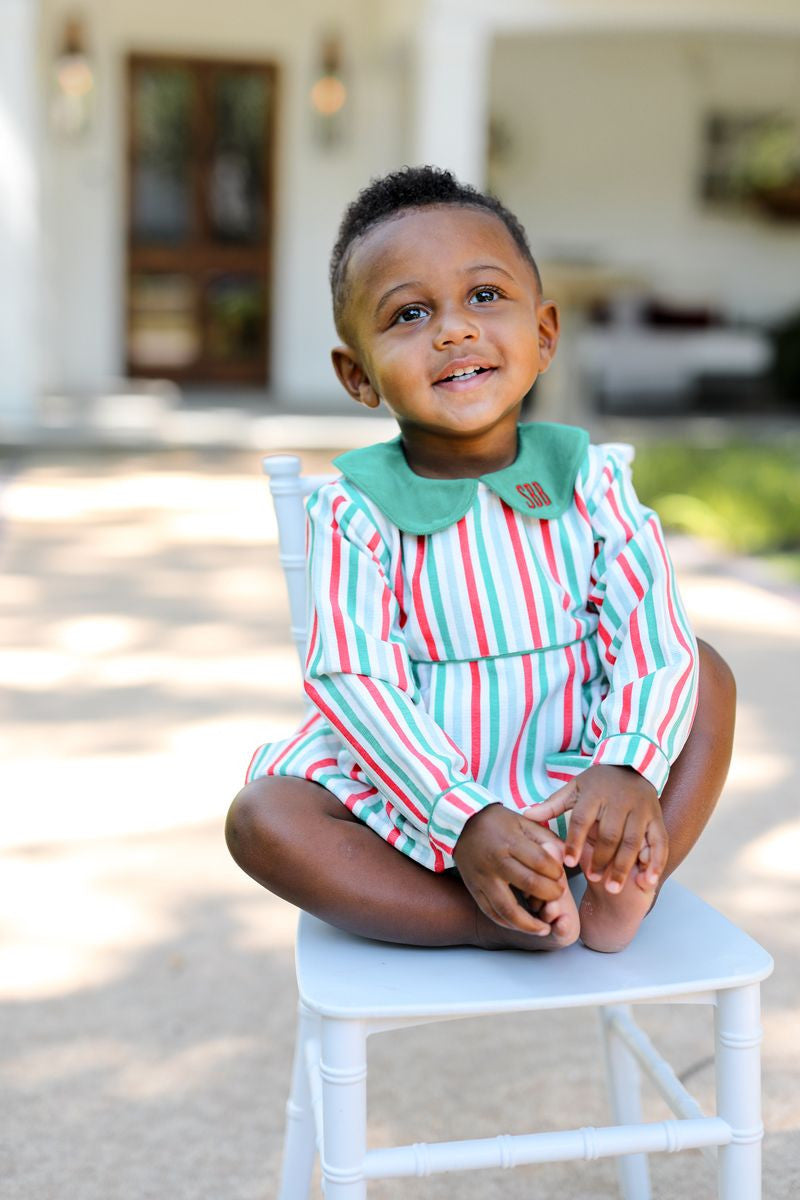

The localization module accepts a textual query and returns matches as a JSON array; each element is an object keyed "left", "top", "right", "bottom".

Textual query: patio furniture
[{"left": 263, "top": 452, "right": 773, "bottom": 1200}]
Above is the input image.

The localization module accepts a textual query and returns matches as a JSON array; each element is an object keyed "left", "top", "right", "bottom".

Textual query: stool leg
[
  {"left": 716, "top": 984, "right": 763, "bottom": 1200},
  {"left": 599, "top": 1006, "right": 651, "bottom": 1200},
  {"left": 320, "top": 1018, "right": 367, "bottom": 1199},
  {"left": 278, "top": 1002, "right": 319, "bottom": 1200}
]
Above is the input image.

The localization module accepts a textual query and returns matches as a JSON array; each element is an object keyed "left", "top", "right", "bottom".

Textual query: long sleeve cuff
[
  {"left": 428, "top": 780, "right": 500, "bottom": 865},
  {"left": 590, "top": 733, "right": 671, "bottom": 796}
]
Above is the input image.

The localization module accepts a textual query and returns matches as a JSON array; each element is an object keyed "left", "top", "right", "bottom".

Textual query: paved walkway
[{"left": 1, "top": 447, "right": 797, "bottom": 1199}]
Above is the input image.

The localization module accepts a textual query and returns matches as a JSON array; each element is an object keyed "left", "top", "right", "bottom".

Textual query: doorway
[{"left": 126, "top": 54, "right": 277, "bottom": 385}]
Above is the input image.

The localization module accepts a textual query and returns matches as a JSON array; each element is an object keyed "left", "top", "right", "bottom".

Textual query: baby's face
[{"left": 332, "top": 205, "right": 559, "bottom": 445}]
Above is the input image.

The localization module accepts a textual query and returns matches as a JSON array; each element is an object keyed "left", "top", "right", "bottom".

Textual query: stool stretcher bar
[
  {"left": 604, "top": 1004, "right": 717, "bottom": 1169},
  {"left": 360, "top": 1116, "right": 732, "bottom": 1180}
]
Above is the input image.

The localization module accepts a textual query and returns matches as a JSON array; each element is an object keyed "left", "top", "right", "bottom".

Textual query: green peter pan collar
[{"left": 332, "top": 421, "right": 590, "bottom": 534}]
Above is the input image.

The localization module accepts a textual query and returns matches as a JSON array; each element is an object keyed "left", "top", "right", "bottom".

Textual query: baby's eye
[
  {"left": 394, "top": 305, "right": 427, "bottom": 324},
  {"left": 470, "top": 286, "right": 502, "bottom": 304}
]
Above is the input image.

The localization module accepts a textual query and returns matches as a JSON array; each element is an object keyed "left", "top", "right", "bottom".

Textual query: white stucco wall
[
  {"left": 35, "top": 0, "right": 800, "bottom": 410},
  {"left": 489, "top": 30, "right": 800, "bottom": 322},
  {"left": 39, "top": 0, "right": 409, "bottom": 402}
]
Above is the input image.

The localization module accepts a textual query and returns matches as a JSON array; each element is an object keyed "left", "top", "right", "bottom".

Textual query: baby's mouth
[{"left": 434, "top": 365, "right": 496, "bottom": 388}]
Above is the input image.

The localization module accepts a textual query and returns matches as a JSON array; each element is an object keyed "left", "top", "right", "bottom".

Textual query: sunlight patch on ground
[
  {"left": 0, "top": 856, "right": 177, "bottom": 1001},
  {"left": 0, "top": 715, "right": 301, "bottom": 849},
  {"left": 724, "top": 751, "right": 793, "bottom": 793},
  {"left": 111, "top": 1037, "right": 257, "bottom": 1101},
  {"left": 680, "top": 575, "right": 800, "bottom": 640},
  {"left": 227, "top": 896, "right": 298, "bottom": 952},
  {"left": 3, "top": 472, "right": 278, "bottom": 541},
  {"left": 740, "top": 820, "right": 800, "bottom": 881}
]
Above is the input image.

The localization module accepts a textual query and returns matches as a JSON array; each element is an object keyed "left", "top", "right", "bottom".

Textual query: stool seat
[{"left": 296, "top": 880, "right": 772, "bottom": 1020}]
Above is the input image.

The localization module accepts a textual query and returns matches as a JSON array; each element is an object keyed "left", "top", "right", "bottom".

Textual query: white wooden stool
[{"left": 263, "top": 453, "right": 773, "bottom": 1199}]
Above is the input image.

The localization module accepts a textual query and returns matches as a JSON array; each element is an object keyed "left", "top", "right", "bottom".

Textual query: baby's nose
[{"left": 432, "top": 309, "right": 480, "bottom": 348}]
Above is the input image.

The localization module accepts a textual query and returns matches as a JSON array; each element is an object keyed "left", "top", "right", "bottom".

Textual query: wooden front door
[{"left": 126, "top": 54, "right": 277, "bottom": 385}]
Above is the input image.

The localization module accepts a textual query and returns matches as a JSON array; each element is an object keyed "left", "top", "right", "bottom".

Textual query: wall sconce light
[
  {"left": 51, "top": 14, "right": 95, "bottom": 137},
  {"left": 310, "top": 35, "right": 347, "bottom": 148}
]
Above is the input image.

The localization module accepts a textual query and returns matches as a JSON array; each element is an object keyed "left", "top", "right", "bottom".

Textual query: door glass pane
[
  {"left": 208, "top": 71, "right": 269, "bottom": 243},
  {"left": 129, "top": 273, "right": 200, "bottom": 367},
  {"left": 206, "top": 274, "right": 265, "bottom": 362},
  {"left": 132, "top": 67, "right": 194, "bottom": 243}
]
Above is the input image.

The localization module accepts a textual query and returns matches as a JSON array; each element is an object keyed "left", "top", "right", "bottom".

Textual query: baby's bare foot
[
  {"left": 579, "top": 874, "right": 655, "bottom": 953},
  {"left": 475, "top": 873, "right": 580, "bottom": 951}
]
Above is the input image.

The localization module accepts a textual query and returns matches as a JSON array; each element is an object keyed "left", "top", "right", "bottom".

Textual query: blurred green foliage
[{"left": 632, "top": 440, "right": 800, "bottom": 560}]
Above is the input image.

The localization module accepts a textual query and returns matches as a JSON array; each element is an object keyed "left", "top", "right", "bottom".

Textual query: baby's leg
[
  {"left": 579, "top": 639, "right": 736, "bottom": 952},
  {"left": 226, "top": 776, "right": 570, "bottom": 951}
]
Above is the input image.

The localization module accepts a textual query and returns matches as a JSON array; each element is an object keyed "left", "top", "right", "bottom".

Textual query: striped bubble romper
[{"left": 246, "top": 422, "right": 698, "bottom": 873}]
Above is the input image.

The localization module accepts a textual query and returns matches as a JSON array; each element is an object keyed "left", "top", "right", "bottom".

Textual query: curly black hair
[{"left": 329, "top": 165, "right": 542, "bottom": 338}]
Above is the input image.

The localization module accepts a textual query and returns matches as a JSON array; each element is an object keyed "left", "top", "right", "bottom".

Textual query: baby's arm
[
  {"left": 304, "top": 484, "right": 508, "bottom": 870},
  {"left": 540, "top": 446, "right": 698, "bottom": 892}
]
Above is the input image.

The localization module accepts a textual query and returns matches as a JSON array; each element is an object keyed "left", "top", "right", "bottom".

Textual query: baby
[{"left": 227, "top": 166, "right": 735, "bottom": 953}]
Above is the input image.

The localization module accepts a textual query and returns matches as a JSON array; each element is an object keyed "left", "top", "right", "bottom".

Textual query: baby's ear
[
  {"left": 536, "top": 301, "right": 560, "bottom": 373},
  {"left": 331, "top": 346, "right": 380, "bottom": 409}
]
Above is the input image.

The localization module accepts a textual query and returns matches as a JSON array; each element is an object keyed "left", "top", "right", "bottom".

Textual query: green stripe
[
  {"left": 424, "top": 543, "right": 456, "bottom": 660},
  {"left": 629, "top": 539, "right": 666, "bottom": 670},
  {"left": 316, "top": 676, "right": 431, "bottom": 811},
  {"left": 482, "top": 658, "right": 501, "bottom": 783},
  {"left": 472, "top": 502, "right": 509, "bottom": 653},
  {"left": 405, "top": 632, "right": 594, "bottom": 666},
  {"left": 635, "top": 672, "right": 655, "bottom": 732}
]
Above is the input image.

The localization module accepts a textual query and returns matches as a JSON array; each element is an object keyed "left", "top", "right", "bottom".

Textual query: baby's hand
[
  {"left": 527, "top": 765, "right": 667, "bottom": 894},
  {"left": 453, "top": 803, "right": 566, "bottom": 936}
]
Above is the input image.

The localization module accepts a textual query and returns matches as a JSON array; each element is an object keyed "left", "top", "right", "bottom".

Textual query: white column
[
  {"left": 0, "top": 0, "right": 40, "bottom": 439},
  {"left": 412, "top": 0, "right": 490, "bottom": 187}
]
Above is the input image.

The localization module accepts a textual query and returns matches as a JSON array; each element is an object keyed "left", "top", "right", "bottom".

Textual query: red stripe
[
  {"left": 597, "top": 620, "right": 617, "bottom": 666},
  {"left": 387, "top": 827, "right": 401, "bottom": 847},
  {"left": 263, "top": 711, "right": 321, "bottom": 775},
  {"left": 469, "top": 660, "right": 482, "bottom": 778},
  {"left": 411, "top": 537, "right": 439, "bottom": 659},
  {"left": 441, "top": 729, "right": 470, "bottom": 776},
  {"left": 244, "top": 743, "right": 265, "bottom": 784},
  {"left": 457, "top": 518, "right": 491, "bottom": 656},
  {"left": 548, "top": 770, "right": 577, "bottom": 783},
  {"left": 561, "top": 644, "right": 576, "bottom": 750},
  {"left": 619, "top": 554, "right": 645, "bottom": 601},
  {"left": 392, "top": 643, "right": 409, "bottom": 692},
  {"left": 328, "top": 495, "right": 351, "bottom": 671},
  {"left": 574, "top": 488, "right": 592, "bottom": 527},
  {"left": 619, "top": 681, "right": 633, "bottom": 733},
  {"left": 502, "top": 502, "right": 542, "bottom": 647},
  {"left": 638, "top": 743, "right": 656, "bottom": 775},
  {"left": 427, "top": 835, "right": 448, "bottom": 873},
  {"left": 304, "top": 757, "right": 338, "bottom": 778},
  {"left": 343, "top": 785, "right": 379, "bottom": 812},
  {"left": 629, "top": 607, "right": 648, "bottom": 677},
  {"left": 305, "top": 681, "right": 428, "bottom": 824},
  {"left": 394, "top": 549, "right": 407, "bottom": 628},
  {"left": 361, "top": 676, "right": 451, "bottom": 792},
  {"left": 606, "top": 486, "right": 634, "bottom": 542},
  {"left": 650, "top": 522, "right": 696, "bottom": 743},
  {"left": 508, "top": 655, "right": 534, "bottom": 806},
  {"left": 541, "top": 521, "right": 583, "bottom": 639},
  {"left": 305, "top": 609, "right": 319, "bottom": 672},
  {"left": 580, "top": 639, "right": 592, "bottom": 683}
]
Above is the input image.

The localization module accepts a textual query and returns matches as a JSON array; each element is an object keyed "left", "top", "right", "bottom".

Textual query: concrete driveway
[{"left": 1, "top": 446, "right": 797, "bottom": 1199}]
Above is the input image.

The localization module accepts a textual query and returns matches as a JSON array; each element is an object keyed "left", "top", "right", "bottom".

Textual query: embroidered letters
[{"left": 515, "top": 481, "right": 551, "bottom": 509}]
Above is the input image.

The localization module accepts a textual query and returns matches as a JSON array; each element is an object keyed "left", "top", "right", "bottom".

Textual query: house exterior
[{"left": 2, "top": 0, "right": 800, "bottom": 438}]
